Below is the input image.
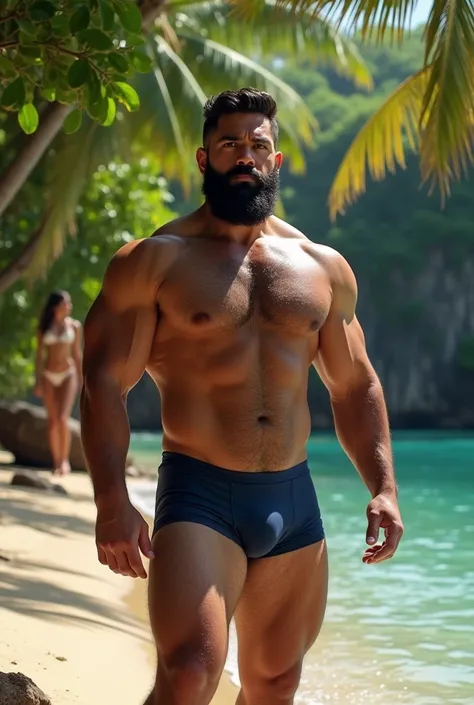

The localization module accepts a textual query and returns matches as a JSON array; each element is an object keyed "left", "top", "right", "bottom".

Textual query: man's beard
[{"left": 202, "top": 160, "right": 280, "bottom": 226}]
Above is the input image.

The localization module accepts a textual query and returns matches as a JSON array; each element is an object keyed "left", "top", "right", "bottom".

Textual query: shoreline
[{"left": 0, "top": 465, "right": 236, "bottom": 705}]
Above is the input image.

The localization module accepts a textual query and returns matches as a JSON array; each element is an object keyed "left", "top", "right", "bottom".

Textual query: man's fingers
[
  {"left": 114, "top": 550, "right": 137, "bottom": 577},
  {"left": 363, "top": 523, "right": 403, "bottom": 564},
  {"left": 366, "top": 508, "right": 382, "bottom": 545},
  {"left": 97, "top": 545, "right": 107, "bottom": 565},
  {"left": 138, "top": 522, "right": 155, "bottom": 560},
  {"left": 127, "top": 544, "right": 147, "bottom": 579},
  {"left": 105, "top": 550, "right": 120, "bottom": 573}
]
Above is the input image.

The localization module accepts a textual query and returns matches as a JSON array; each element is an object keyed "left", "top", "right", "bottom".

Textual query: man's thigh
[
  {"left": 148, "top": 522, "right": 247, "bottom": 666},
  {"left": 234, "top": 539, "right": 328, "bottom": 691}
]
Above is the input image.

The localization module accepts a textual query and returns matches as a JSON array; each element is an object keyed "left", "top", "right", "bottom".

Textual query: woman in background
[{"left": 34, "top": 290, "right": 82, "bottom": 476}]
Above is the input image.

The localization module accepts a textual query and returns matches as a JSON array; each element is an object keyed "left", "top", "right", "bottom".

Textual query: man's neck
[{"left": 199, "top": 203, "right": 271, "bottom": 245}]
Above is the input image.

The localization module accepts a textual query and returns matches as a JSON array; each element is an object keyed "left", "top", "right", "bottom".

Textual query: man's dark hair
[{"left": 202, "top": 87, "right": 279, "bottom": 146}]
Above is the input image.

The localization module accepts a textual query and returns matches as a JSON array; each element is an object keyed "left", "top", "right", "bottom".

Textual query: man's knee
[
  {"left": 241, "top": 661, "right": 302, "bottom": 703},
  {"left": 156, "top": 645, "right": 224, "bottom": 705}
]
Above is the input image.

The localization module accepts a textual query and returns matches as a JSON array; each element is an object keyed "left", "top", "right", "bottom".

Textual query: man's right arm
[{"left": 80, "top": 239, "right": 163, "bottom": 577}]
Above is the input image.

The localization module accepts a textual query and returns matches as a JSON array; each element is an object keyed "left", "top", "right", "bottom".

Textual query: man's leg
[
  {"left": 145, "top": 521, "right": 247, "bottom": 705},
  {"left": 234, "top": 539, "right": 328, "bottom": 705}
]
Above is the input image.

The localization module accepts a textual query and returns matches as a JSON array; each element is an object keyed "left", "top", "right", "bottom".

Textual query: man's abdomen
[{"left": 157, "top": 383, "right": 312, "bottom": 471}]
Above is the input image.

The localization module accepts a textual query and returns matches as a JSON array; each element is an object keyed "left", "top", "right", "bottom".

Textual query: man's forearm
[
  {"left": 331, "top": 377, "right": 396, "bottom": 498},
  {"left": 80, "top": 375, "right": 131, "bottom": 510}
]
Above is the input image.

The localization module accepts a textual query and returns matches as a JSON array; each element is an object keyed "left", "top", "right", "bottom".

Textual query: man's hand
[
  {"left": 363, "top": 492, "right": 403, "bottom": 564},
  {"left": 95, "top": 500, "right": 155, "bottom": 579}
]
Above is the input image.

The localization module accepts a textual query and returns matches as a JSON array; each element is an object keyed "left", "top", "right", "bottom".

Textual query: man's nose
[{"left": 236, "top": 149, "right": 255, "bottom": 166}]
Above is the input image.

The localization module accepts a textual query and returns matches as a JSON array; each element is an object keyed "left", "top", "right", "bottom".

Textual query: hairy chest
[{"left": 157, "top": 240, "right": 331, "bottom": 336}]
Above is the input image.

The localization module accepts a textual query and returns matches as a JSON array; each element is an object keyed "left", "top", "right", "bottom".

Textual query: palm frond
[
  {"left": 328, "top": 67, "right": 431, "bottom": 220},
  {"left": 174, "top": 29, "right": 317, "bottom": 172},
  {"left": 26, "top": 120, "right": 120, "bottom": 280},
  {"left": 128, "top": 34, "right": 209, "bottom": 187},
  {"left": 231, "top": 0, "right": 419, "bottom": 44},
  {"left": 419, "top": 0, "right": 474, "bottom": 198},
  {"left": 171, "top": 1, "right": 372, "bottom": 89}
]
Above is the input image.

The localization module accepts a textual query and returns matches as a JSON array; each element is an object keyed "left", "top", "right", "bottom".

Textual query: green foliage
[
  {"left": 0, "top": 157, "right": 176, "bottom": 398},
  {"left": 0, "top": 0, "right": 152, "bottom": 133}
]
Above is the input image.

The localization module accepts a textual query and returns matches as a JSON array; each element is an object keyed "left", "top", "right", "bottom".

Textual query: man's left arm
[{"left": 313, "top": 251, "right": 404, "bottom": 564}]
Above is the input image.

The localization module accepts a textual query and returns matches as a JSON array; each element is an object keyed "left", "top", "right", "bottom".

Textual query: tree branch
[{"left": 0, "top": 222, "right": 45, "bottom": 295}]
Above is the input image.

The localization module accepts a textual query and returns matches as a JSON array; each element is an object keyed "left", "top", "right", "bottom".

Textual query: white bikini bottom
[{"left": 43, "top": 366, "right": 75, "bottom": 387}]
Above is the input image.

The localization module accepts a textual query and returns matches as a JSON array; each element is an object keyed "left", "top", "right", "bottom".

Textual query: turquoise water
[{"left": 129, "top": 432, "right": 474, "bottom": 705}]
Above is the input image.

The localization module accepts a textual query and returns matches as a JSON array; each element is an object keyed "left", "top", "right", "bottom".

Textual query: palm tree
[
  {"left": 236, "top": 0, "right": 474, "bottom": 220},
  {"left": 1, "top": 0, "right": 370, "bottom": 288}
]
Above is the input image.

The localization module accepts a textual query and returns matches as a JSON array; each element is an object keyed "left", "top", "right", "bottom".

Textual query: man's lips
[{"left": 230, "top": 174, "right": 256, "bottom": 183}]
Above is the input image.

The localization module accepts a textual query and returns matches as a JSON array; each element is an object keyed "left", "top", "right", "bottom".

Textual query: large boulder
[
  {"left": 0, "top": 401, "right": 85, "bottom": 470},
  {"left": 0, "top": 672, "right": 51, "bottom": 705}
]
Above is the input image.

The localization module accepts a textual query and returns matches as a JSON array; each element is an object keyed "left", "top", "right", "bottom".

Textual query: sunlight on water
[{"left": 129, "top": 431, "right": 474, "bottom": 705}]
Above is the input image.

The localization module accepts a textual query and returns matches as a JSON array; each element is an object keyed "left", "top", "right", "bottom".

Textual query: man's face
[{"left": 197, "top": 112, "right": 283, "bottom": 226}]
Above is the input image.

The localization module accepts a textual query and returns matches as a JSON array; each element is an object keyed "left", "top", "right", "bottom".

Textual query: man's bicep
[
  {"left": 82, "top": 292, "right": 157, "bottom": 394},
  {"left": 314, "top": 309, "right": 376, "bottom": 400}
]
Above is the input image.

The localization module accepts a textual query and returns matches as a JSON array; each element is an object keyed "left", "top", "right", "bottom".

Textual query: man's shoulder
[
  {"left": 102, "top": 234, "right": 183, "bottom": 304},
  {"left": 304, "top": 242, "right": 350, "bottom": 270},
  {"left": 270, "top": 218, "right": 353, "bottom": 272},
  {"left": 268, "top": 216, "right": 308, "bottom": 241}
]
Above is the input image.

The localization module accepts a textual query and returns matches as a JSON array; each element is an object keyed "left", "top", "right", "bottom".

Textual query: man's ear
[
  {"left": 196, "top": 147, "right": 207, "bottom": 175},
  {"left": 275, "top": 151, "right": 283, "bottom": 169}
]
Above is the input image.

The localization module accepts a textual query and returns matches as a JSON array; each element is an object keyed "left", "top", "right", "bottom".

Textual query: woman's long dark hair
[{"left": 38, "top": 290, "right": 69, "bottom": 334}]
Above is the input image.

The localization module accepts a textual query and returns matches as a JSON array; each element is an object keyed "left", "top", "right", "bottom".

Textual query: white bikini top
[{"left": 43, "top": 323, "right": 75, "bottom": 346}]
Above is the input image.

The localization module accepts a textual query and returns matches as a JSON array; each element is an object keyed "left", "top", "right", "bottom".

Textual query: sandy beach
[{"left": 0, "top": 464, "right": 236, "bottom": 705}]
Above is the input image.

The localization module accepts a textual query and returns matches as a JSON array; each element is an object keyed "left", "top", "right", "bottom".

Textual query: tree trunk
[{"left": 0, "top": 103, "right": 71, "bottom": 218}]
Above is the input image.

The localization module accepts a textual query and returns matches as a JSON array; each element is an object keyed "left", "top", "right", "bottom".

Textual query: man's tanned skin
[{"left": 81, "top": 89, "right": 403, "bottom": 705}]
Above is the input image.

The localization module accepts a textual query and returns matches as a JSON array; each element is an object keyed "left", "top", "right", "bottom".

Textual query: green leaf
[
  {"left": 0, "top": 77, "right": 26, "bottom": 110},
  {"left": 18, "top": 45, "right": 42, "bottom": 58},
  {"left": 56, "top": 88, "right": 79, "bottom": 104},
  {"left": 124, "top": 31, "right": 146, "bottom": 47},
  {"left": 40, "top": 86, "right": 56, "bottom": 101},
  {"left": 116, "top": 3, "right": 142, "bottom": 33},
  {"left": 108, "top": 52, "right": 130, "bottom": 73},
  {"left": 101, "top": 97, "right": 116, "bottom": 126},
  {"left": 19, "top": 30, "right": 37, "bottom": 47},
  {"left": 50, "top": 14, "right": 71, "bottom": 37},
  {"left": 79, "top": 28, "right": 114, "bottom": 51},
  {"left": 18, "top": 103, "right": 39, "bottom": 135},
  {"left": 28, "top": 0, "right": 56, "bottom": 22},
  {"left": 86, "top": 94, "right": 107, "bottom": 120},
  {"left": 70, "top": 6, "right": 91, "bottom": 33},
  {"left": 63, "top": 109, "right": 83, "bottom": 135},
  {"left": 17, "top": 19, "right": 37, "bottom": 36},
  {"left": 86, "top": 68, "right": 102, "bottom": 104},
  {"left": 113, "top": 81, "right": 140, "bottom": 111},
  {"left": 129, "top": 49, "right": 152, "bottom": 73},
  {"left": 0, "top": 55, "right": 15, "bottom": 76},
  {"left": 99, "top": 0, "right": 115, "bottom": 30},
  {"left": 67, "top": 59, "right": 91, "bottom": 88}
]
